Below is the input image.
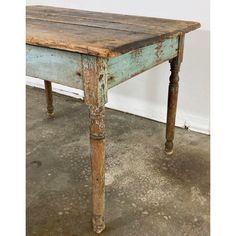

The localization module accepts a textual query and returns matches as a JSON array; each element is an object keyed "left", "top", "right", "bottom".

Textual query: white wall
[{"left": 26, "top": 0, "right": 210, "bottom": 134}]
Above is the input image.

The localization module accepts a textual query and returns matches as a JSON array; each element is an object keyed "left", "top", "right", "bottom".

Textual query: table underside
[{"left": 26, "top": 36, "right": 179, "bottom": 93}]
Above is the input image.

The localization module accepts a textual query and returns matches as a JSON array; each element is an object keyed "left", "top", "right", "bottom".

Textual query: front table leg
[
  {"left": 89, "top": 105, "right": 105, "bottom": 233},
  {"left": 82, "top": 55, "right": 108, "bottom": 233},
  {"left": 165, "top": 34, "right": 184, "bottom": 155}
]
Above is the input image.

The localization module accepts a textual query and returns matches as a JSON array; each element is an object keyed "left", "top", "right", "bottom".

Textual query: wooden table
[{"left": 26, "top": 5, "right": 200, "bottom": 233}]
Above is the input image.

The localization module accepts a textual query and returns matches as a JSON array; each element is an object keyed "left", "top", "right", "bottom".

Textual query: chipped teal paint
[
  {"left": 107, "top": 37, "right": 179, "bottom": 88},
  {"left": 81, "top": 55, "right": 108, "bottom": 106},
  {"left": 26, "top": 45, "right": 84, "bottom": 89},
  {"left": 26, "top": 37, "right": 178, "bottom": 100}
]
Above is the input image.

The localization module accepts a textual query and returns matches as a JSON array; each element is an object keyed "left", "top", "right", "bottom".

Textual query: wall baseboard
[{"left": 26, "top": 76, "right": 210, "bottom": 135}]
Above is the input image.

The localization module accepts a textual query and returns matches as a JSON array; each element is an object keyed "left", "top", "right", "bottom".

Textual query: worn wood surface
[
  {"left": 81, "top": 56, "right": 108, "bottom": 106},
  {"left": 26, "top": 5, "right": 200, "bottom": 58},
  {"left": 81, "top": 56, "right": 107, "bottom": 233},
  {"left": 26, "top": 45, "right": 83, "bottom": 89},
  {"left": 89, "top": 106, "right": 106, "bottom": 234},
  {"left": 165, "top": 35, "right": 185, "bottom": 155}
]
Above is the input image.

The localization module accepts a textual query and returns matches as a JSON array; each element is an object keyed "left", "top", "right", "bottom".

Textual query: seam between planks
[
  {"left": 26, "top": 16, "right": 156, "bottom": 35},
  {"left": 27, "top": 8, "right": 200, "bottom": 33}
]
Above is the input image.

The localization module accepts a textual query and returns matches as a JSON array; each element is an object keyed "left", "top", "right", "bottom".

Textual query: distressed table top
[{"left": 26, "top": 5, "right": 200, "bottom": 58}]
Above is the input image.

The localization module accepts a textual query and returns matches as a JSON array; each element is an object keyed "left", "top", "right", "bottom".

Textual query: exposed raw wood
[
  {"left": 26, "top": 5, "right": 200, "bottom": 57},
  {"left": 26, "top": 8, "right": 198, "bottom": 36},
  {"left": 81, "top": 55, "right": 107, "bottom": 233},
  {"left": 81, "top": 56, "right": 108, "bottom": 106},
  {"left": 89, "top": 105, "right": 106, "bottom": 234}
]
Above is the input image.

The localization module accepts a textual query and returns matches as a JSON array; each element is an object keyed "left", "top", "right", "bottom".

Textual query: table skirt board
[{"left": 26, "top": 36, "right": 179, "bottom": 92}]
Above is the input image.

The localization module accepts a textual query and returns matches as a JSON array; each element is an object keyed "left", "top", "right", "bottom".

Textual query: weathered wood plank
[
  {"left": 26, "top": 45, "right": 83, "bottom": 89},
  {"left": 27, "top": 6, "right": 200, "bottom": 34},
  {"left": 26, "top": 18, "right": 150, "bottom": 57},
  {"left": 26, "top": 6, "right": 200, "bottom": 57},
  {"left": 107, "top": 37, "right": 179, "bottom": 88},
  {"left": 26, "top": 10, "right": 197, "bottom": 36}
]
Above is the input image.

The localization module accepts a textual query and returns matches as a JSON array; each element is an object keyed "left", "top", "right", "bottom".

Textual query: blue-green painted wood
[
  {"left": 81, "top": 55, "right": 108, "bottom": 106},
  {"left": 26, "top": 45, "right": 84, "bottom": 89},
  {"left": 107, "top": 37, "right": 179, "bottom": 88},
  {"left": 26, "top": 37, "right": 179, "bottom": 94}
]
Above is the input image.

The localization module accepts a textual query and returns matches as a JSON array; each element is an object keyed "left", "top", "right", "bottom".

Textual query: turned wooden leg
[
  {"left": 44, "top": 80, "right": 54, "bottom": 118},
  {"left": 165, "top": 58, "right": 180, "bottom": 154},
  {"left": 89, "top": 105, "right": 105, "bottom": 234},
  {"left": 165, "top": 34, "right": 184, "bottom": 155}
]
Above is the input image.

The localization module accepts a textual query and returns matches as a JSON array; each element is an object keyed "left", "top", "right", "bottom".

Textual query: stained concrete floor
[{"left": 26, "top": 86, "right": 210, "bottom": 236}]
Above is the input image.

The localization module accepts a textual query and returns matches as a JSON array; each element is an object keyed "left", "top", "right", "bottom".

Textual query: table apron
[
  {"left": 26, "top": 36, "right": 179, "bottom": 91},
  {"left": 107, "top": 37, "right": 179, "bottom": 88},
  {"left": 26, "top": 45, "right": 84, "bottom": 89}
]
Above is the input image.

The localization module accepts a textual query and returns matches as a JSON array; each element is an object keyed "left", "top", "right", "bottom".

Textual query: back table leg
[
  {"left": 165, "top": 34, "right": 184, "bottom": 155},
  {"left": 44, "top": 80, "right": 54, "bottom": 118}
]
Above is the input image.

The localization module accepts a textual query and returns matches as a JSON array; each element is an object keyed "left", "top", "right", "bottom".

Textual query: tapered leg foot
[
  {"left": 47, "top": 111, "right": 55, "bottom": 119},
  {"left": 46, "top": 108, "right": 54, "bottom": 118},
  {"left": 44, "top": 80, "right": 54, "bottom": 119},
  {"left": 92, "top": 215, "right": 105, "bottom": 234},
  {"left": 165, "top": 140, "right": 174, "bottom": 155}
]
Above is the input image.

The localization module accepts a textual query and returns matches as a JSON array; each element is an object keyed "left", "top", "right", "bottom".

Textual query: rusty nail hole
[
  {"left": 30, "top": 160, "right": 42, "bottom": 168},
  {"left": 99, "top": 75, "right": 103, "bottom": 81},
  {"left": 77, "top": 71, "right": 82, "bottom": 76}
]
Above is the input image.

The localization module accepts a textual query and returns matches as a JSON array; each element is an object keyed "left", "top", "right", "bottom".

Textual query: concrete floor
[{"left": 26, "top": 86, "right": 210, "bottom": 236}]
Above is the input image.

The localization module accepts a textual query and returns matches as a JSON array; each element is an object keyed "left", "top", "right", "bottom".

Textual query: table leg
[
  {"left": 89, "top": 105, "right": 105, "bottom": 233},
  {"left": 165, "top": 58, "right": 180, "bottom": 154},
  {"left": 165, "top": 34, "right": 184, "bottom": 155},
  {"left": 44, "top": 80, "right": 54, "bottom": 118},
  {"left": 82, "top": 55, "right": 107, "bottom": 233}
]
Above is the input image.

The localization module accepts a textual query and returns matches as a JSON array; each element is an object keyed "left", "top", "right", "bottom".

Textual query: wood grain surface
[{"left": 26, "top": 5, "right": 200, "bottom": 58}]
